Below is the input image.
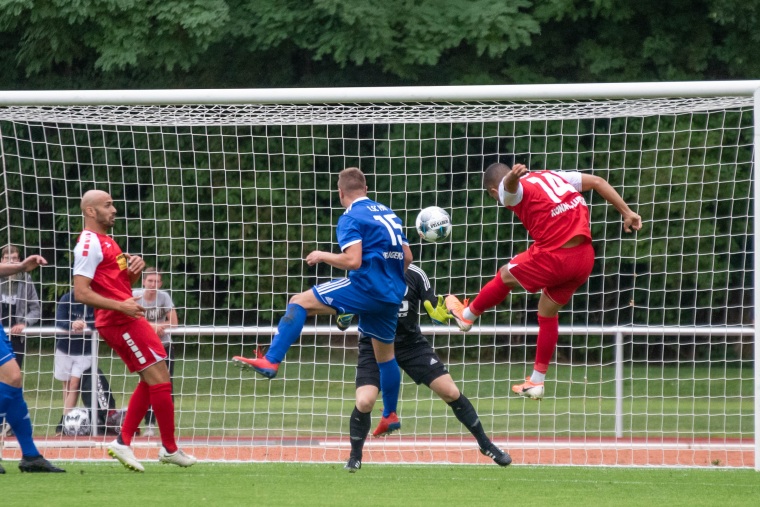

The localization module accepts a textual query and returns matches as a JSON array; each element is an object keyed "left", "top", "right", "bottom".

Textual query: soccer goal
[{"left": 0, "top": 82, "right": 758, "bottom": 469}]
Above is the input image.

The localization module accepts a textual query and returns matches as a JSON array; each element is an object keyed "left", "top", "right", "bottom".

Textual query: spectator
[
  {"left": 0, "top": 245, "right": 42, "bottom": 437},
  {"left": 0, "top": 245, "right": 42, "bottom": 370},
  {"left": 132, "top": 267, "right": 178, "bottom": 437},
  {"left": 54, "top": 290, "right": 95, "bottom": 434}
]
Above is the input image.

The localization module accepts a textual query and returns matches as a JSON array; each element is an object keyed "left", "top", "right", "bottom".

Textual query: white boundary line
[{"left": 5, "top": 439, "right": 751, "bottom": 452}]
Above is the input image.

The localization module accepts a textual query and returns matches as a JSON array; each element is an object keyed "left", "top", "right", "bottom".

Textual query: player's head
[
  {"left": 80, "top": 189, "right": 117, "bottom": 231},
  {"left": 1, "top": 245, "right": 20, "bottom": 264},
  {"left": 337, "top": 167, "right": 368, "bottom": 207},
  {"left": 142, "top": 267, "right": 163, "bottom": 293},
  {"left": 483, "top": 163, "right": 511, "bottom": 202}
]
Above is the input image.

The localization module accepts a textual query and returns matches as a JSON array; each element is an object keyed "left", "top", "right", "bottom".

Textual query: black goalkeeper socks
[
  {"left": 349, "top": 406, "right": 372, "bottom": 460},
  {"left": 448, "top": 394, "right": 492, "bottom": 449}
]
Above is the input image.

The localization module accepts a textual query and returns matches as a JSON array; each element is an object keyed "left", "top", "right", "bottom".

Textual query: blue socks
[
  {"left": 265, "top": 304, "right": 308, "bottom": 363},
  {"left": 0, "top": 382, "right": 40, "bottom": 457},
  {"left": 377, "top": 358, "right": 401, "bottom": 417}
]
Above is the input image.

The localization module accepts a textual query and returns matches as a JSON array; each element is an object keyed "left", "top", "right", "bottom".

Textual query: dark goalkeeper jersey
[{"left": 394, "top": 264, "right": 437, "bottom": 347}]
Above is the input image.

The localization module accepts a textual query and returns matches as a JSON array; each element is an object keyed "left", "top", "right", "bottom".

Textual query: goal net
[{"left": 0, "top": 84, "right": 756, "bottom": 468}]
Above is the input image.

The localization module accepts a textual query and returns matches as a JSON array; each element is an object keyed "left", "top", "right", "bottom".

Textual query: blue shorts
[
  {"left": 312, "top": 278, "right": 400, "bottom": 343},
  {"left": 0, "top": 327, "right": 16, "bottom": 367}
]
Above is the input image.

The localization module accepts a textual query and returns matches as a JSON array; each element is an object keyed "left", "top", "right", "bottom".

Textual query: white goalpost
[{"left": 0, "top": 81, "right": 758, "bottom": 468}]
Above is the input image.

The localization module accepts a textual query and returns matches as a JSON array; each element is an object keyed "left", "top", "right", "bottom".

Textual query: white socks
[
  {"left": 530, "top": 371, "right": 546, "bottom": 384},
  {"left": 463, "top": 307, "right": 478, "bottom": 322}
]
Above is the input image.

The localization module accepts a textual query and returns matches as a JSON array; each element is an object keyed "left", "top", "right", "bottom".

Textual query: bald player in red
[
  {"left": 73, "top": 189, "right": 196, "bottom": 472},
  {"left": 446, "top": 163, "right": 642, "bottom": 400}
]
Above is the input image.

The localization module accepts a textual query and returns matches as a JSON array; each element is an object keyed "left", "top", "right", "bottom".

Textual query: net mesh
[{"left": 0, "top": 95, "right": 754, "bottom": 466}]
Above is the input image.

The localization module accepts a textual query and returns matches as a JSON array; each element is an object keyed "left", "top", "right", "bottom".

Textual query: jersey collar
[{"left": 346, "top": 196, "right": 370, "bottom": 212}]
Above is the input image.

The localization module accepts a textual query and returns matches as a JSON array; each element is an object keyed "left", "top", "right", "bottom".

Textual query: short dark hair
[{"left": 483, "top": 163, "right": 510, "bottom": 190}]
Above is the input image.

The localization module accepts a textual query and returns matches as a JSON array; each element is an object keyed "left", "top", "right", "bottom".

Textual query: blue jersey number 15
[{"left": 373, "top": 214, "right": 404, "bottom": 245}]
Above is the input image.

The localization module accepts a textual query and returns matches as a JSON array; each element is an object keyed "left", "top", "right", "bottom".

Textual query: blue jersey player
[
  {"left": 0, "top": 254, "right": 64, "bottom": 474},
  {"left": 233, "top": 167, "right": 412, "bottom": 434}
]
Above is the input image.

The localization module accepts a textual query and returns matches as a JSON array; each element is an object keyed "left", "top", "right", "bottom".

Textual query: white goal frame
[{"left": 0, "top": 81, "right": 758, "bottom": 469}]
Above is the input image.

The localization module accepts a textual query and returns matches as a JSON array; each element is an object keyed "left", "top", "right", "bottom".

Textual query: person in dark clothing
[
  {"left": 54, "top": 290, "right": 96, "bottom": 434},
  {"left": 340, "top": 264, "right": 511, "bottom": 472}
]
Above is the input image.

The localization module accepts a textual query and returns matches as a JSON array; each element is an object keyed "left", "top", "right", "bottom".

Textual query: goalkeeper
[{"left": 339, "top": 264, "right": 511, "bottom": 472}]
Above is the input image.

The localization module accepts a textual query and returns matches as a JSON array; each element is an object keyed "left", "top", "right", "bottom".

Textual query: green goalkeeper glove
[{"left": 424, "top": 295, "right": 452, "bottom": 326}]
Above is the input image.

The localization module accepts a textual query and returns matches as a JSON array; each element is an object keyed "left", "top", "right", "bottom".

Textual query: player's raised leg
[
  {"left": 446, "top": 267, "right": 515, "bottom": 331},
  {"left": 232, "top": 302, "right": 307, "bottom": 378},
  {"left": 232, "top": 288, "right": 331, "bottom": 379}
]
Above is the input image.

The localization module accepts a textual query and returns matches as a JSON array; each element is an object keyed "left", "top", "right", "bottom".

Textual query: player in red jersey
[
  {"left": 446, "top": 163, "right": 642, "bottom": 400},
  {"left": 72, "top": 190, "right": 196, "bottom": 472}
]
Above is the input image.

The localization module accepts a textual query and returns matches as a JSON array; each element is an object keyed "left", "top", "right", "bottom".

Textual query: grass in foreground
[{"left": 1, "top": 462, "right": 759, "bottom": 507}]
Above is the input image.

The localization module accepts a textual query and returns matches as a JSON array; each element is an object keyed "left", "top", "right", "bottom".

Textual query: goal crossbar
[{"left": 0, "top": 80, "right": 759, "bottom": 106}]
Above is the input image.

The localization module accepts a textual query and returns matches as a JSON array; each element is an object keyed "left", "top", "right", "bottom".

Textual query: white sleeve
[
  {"left": 550, "top": 171, "right": 583, "bottom": 192},
  {"left": 72, "top": 231, "right": 103, "bottom": 279},
  {"left": 498, "top": 177, "right": 524, "bottom": 207}
]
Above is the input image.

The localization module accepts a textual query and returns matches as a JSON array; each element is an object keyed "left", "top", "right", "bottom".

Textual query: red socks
[
  {"left": 149, "top": 382, "right": 178, "bottom": 453},
  {"left": 119, "top": 381, "right": 178, "bottom": 453},
  {"left": 535, "top": 315, "right": 559, "bottom": 373},
  {"left": 120, "top": 381, "right": 151, "bottom": 446},
  {"left": 469, "top": 273, "right": 511, "bottom": 315}
]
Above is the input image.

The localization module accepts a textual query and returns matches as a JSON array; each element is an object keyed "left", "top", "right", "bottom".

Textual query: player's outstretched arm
[
  {"left": 0, "top": 255, "right": 48, "bottom": 277},
  {"left": 503, "top": 163, "right": 529, "bottom": 193},
  {"left": 581, "top": 174, "right": 643, "bottom": 233}
]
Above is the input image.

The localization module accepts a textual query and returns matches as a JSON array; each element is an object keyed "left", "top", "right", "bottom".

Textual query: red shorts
[
  {"left": 97, "top": 319, "right": 167, "bottom": 373},
  {"left": 507, "top": 242, "right": 595, "bottom": 306}
]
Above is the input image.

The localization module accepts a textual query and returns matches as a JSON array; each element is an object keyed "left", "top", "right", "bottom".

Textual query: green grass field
[{"left": 1, "top": 462, "right": 759, "bottom": 507}]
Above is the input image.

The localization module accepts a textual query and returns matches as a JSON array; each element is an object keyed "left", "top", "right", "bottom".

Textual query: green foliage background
[{"left": 0, "top": 1, "right": 757, "bottom": 89}]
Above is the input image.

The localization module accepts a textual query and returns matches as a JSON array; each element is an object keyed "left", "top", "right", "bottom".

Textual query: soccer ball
[
  {"left": 62, "top": 408, "right": 91, "bottom": 436},
  {"left": 415, "top": 206, "right": 452, "bottom": 243}
]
